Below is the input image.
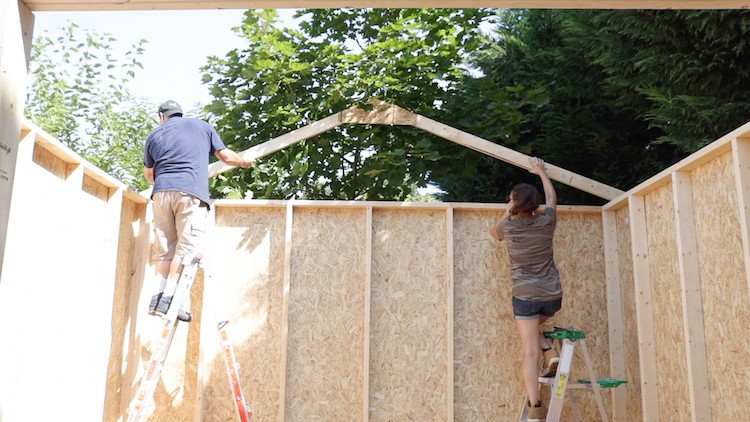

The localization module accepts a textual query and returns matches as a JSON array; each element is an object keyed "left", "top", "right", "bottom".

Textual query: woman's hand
[{"left": 528, "top": 157, "right": 546, "bottom": 175}]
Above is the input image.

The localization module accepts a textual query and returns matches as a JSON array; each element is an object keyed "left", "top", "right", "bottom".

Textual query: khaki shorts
[{"left": 151, "top": 191, "right": 208, "bottom": 262}]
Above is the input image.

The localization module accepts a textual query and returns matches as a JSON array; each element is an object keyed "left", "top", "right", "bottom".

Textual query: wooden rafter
[
  {"left": 21, "top": 0, "right": 750, "bottom": 12},
  {"left": 209, "top": 101, "right": 625, "bottom": 201}
]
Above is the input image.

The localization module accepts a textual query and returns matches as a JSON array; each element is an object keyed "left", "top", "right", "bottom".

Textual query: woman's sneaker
[
  {"left": 527, "top": 400, "right": 546, "bottom": 422},
  {"left": 540, "top": 348, "right": 559, "bottom": 377}
]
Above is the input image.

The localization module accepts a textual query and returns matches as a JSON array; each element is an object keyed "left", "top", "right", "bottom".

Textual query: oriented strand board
[
  {"left": 616, "top": 206, "right": 643, "bottom": 422},
  {"left": 549, "top": 212, "right": 611, "bottom": 421},
  {"left": 370, "top": 209, "right": 449, "bottom": 421},
  {"left": 453, "top": 209, "right": 518, "bottom": 420},
  {"left": 0, "top": 138, "right": 123, "bottom": 421},
  {"left": 104, "top": 198, "right": 146, "bottom": 421},
  {"left": 203, "top": 206, "right": 287, "bottom": 421},
  {"left": 644, "top": 184, "right": 691, "bottom": 420},
  {"left": 690, "top": 152, "right": 750, "bottom": 421},
  {"left": 453, "top": 209, "right": 611, "bottom": 421},
  {"left": 286, "top": 207, "right": 367, "bottom": 420}
]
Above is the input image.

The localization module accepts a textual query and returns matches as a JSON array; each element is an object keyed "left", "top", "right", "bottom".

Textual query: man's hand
[{"left": 240, "top": 158, "right": 255, "bottom": 168}]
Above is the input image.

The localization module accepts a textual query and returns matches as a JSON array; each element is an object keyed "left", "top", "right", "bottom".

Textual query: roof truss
[{"left": 208, "top": 102, "right": 624, "bottom": 200}]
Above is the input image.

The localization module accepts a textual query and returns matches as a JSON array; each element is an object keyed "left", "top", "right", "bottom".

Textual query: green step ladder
[{"left": 518, "top": 327, "right": 626, "bottom": 422}]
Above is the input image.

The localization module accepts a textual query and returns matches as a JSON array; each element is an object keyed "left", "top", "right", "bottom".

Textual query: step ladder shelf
[
  {"left": 519, "top": 327, "right": 626, "bottom": 422},
  {"left": 578, "top": 378, "right": 627, "bottom": 389},
  {"left": 544, "top": 328, "right": 586, "bottom": 340}
]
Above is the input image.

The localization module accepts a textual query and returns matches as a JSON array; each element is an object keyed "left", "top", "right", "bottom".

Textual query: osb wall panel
[
  {"left": 644, "top": 184, "right": 691, "bottom": 420},
  {"left": 124, "top": 203, "right": 616, "bottom": 421},
  {"left": 691, "top": 152, "right": 750, "bottom": 421},
  {"left": 453, "top": 209, "right": 610, "bottom": 420},
  {"left": 203, "top": 206, "right": 287, "bottom": 421},
  {"left": 370, "top": 208, "right": 449, "bottom": 421},
  {"left": 548, "top": 212, "right": 610, "bottom": 420},
  {"left": 286, "top": 208, "right": 367, "bottom": 420},
  {"left": 616, "top": 206, "right": 642, "bottom": 422},
  {"left": 0, "top": 148, "right": 120, "bottom": 421},
  {"left": 453, "top": 209, "right": 517, "bottom": 420}
]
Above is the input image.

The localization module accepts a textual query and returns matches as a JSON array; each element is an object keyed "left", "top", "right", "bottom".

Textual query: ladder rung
[{"left": 577, "top": 378, "right": 627, "bottom": 388}]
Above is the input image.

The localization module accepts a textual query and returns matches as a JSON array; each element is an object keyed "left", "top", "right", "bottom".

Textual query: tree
[
  {"left": 26, "top": 23, "right": 156, "bottom": 191},
  {"left": 568, "top": 10, "right": 750, "bottom": 153},
  {"left": 202, "top": 8, "right": 493, "bottom": 200},
  {"left": 436, "top": 9, "right": 747, "bottom": 204}
]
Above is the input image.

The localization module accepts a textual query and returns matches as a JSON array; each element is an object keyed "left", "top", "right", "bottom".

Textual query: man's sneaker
[
  {"left": 527, "top": 400, "right": 546, "bottom": 422},
  {"left": 148, "top": 292, "right": 162, "bottom": 316},
  {"left": 154, "top": 295, "right": 192, "bottom": 322},
  {"left": 540, "top": 347, "right": 559, "bottom": 377}
]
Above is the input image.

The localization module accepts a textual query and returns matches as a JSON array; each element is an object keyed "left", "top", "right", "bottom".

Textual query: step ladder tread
[{"left": 577, "top": 377, "right": 627, "bottom": 388}]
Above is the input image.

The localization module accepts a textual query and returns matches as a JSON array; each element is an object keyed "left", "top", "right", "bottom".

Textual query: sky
[{"left": 32, "top": 9, "right": 299, "bottom": 115}]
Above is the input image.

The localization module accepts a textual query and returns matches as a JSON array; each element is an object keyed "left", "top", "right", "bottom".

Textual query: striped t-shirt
[{"left": 497, "top": 207, "right": 562, "bottom": 301}]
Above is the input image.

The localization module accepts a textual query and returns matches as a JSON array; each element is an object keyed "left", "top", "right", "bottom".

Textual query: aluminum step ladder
[
  {"left": 519, "top": 327, "right": 626, "bottom": 422},
  {"left": 127, "top": 254, "right": 252, "bottom": 422}
]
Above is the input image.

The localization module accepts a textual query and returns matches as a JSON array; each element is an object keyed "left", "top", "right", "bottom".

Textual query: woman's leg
[
  {"left": 516, "top": 317, "right": 542, "bottom": 404},
  {"left": 538, "top": 315, "right": 552, "bottom": 349}
]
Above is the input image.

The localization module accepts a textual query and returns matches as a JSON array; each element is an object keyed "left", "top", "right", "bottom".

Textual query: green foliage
[
  {"left": 567, "top": 10, "right": 750, "bottom": 152},
  {"left": 25, "top": 23, "right": 155, "bottom": 190},
  {"left": 202, "top": 8, "right": 493, "bottom": 200},
  {"left": 436, "top": 9, "right": 750, "bottom": 204}
]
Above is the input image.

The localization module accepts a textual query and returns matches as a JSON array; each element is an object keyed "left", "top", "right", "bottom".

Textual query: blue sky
[{"left": 32, "top": 9, "right": 298, "bottom": 114}]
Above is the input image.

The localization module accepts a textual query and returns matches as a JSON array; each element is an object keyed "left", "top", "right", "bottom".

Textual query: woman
[{"left": 490, "top": 157, "right": 563, "bottom": 422}]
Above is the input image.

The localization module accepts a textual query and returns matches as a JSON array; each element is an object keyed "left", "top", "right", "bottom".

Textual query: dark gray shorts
[{"left": 512, "top": 296, "right": 562, "bottom": 320}]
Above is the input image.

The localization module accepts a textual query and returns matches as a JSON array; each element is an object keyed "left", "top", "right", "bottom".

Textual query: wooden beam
[
  {"left": 20, "top": 0, "right": 750, "bottom": 12},
  {"left": 445, "top": 206, "right": 454, "bottom": 422},
  {"left": 340, "top": 102, "right": 417, "bottom": 126},
  {"left": 671, "top": 171, "right": 712, "bottom": 422},
  {"left": 413, "top": 114, "right": 624, "bottom": 200},
  {"left": 279, "top": 200, "right": 294, "bottom": 422},
  {"left": 604, "top": 120, "right": 750, "bottom": 212},
  {"left": 602, "top": 210, "right": 627, "bottom": 421},
  {"left": 0, "top": 0, "right": 32, "bottom": 281},
  {"left": 208, "top": 112, "right": 342, "bottom": 178},
  {"left": 362, "top": 206, "right": 372, "bottom": 422},
  {"left": 20, "top": 0, "right": 34, "bottom": 66},
  {"left": 733, "top": 137, "right": 750, "bottom": 300},
  {"left": 209, "top": 102, "right": 620, "bottom": 201},
  {"left": 628, "top": 194, "right": 660, "bottom": 422}
]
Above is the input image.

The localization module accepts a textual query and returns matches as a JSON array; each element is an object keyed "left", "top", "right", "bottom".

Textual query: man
[{"left": 143, "top": 100, "right": 253, "bottom": 322}]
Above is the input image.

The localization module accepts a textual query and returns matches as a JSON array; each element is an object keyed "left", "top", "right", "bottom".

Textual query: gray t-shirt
[
  {"left": 144, "top": 116, "right": 227, "bottom": 205},
  {"left": 497, "top": 207, "right": 562, "bottom": 301}
]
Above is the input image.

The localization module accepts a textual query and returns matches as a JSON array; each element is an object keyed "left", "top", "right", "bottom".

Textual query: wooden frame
[
  {"left": 4, "top": 0, "right": 750, "bottom": 419},
  {"left": 209, "top": 102, "right": 624, "bottom": 201},
  {"left": 20, "top": 0, "right": 750, "bottom": 11}
]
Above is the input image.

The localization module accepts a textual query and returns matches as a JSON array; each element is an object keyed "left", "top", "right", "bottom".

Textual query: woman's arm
[{"left": 529, "top": 157, "right": 557, "bottom": 209}]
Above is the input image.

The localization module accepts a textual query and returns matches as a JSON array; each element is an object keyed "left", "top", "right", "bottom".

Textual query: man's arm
[
  {"left": 144, "top": 167, "right": 155, "bottom": 185},
  {"left": 215, "top": 148, "right": 254, "bottom": 168},
  {"left": 529, "top": 157, "right": 557, "bottom": 209}
]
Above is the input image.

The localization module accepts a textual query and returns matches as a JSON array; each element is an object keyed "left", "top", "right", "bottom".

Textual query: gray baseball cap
[{"left": 158, "top": 100, "right": 183, "bottom": 117}]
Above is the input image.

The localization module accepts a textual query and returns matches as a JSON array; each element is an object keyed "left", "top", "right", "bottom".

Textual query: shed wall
[
  {"left": 690, "top": 152, "right": 750, "bottom": 419},
  {"left": 0, "top": 124, "right": 140, "bottom": 420},
  {"left": 603, "top": 124, "right": 750, "bottom": 422},
  {"left": 186, "top": 202, "right": 610, "bottom": 421}
]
